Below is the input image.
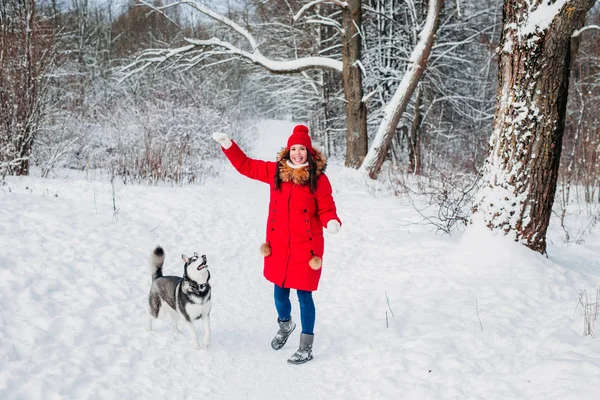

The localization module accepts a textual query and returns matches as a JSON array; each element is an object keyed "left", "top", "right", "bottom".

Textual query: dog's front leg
[
  {"left": 184, "top": 321, "right": 201, "bottom": 350},
  {"left": 202, "top": 314, "right": 211, "bottom": 348}
]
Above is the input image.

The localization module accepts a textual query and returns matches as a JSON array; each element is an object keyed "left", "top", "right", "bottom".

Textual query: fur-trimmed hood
[{"left": 276, "top": 147, "right": 327, "bottom": 186}]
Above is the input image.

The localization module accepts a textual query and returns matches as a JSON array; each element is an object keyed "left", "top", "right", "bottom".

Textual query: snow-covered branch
[
  {"left": 121, "top": 1, "right": 343, "bottom": 77},
  {"left": 39, "top": 136, "right": 79, "bottom": 178},
  {"left": 429, "top": 26, "right": 496, "bottom": 67},
  {"left": 0, "top": 158, "right": 29, "bottom": 174},
  {"left": 119, "top": 44, "right": 196, "bottom": 81},
  {"left": 306, "top": 15, "right": 343, "bottom": 31},
  {"left": 293, "top": 0, "right": 348, "bottom": 23},
  {"left": 184, "top": 37, "right": 343, "bottom": 73},
  {"left": 572, "top": 24, "right": 600, "bottom": 37}
]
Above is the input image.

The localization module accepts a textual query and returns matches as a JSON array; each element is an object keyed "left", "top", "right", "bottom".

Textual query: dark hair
[{"left": 274, "top": 150, "right": 318, "bottom": 193}]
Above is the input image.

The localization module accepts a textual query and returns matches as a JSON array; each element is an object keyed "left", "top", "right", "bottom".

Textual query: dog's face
[{"left": 182, "top": 252, "right": 210, "bottom": 285}]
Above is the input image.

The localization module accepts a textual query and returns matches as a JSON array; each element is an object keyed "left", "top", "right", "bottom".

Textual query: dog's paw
[
  {"left": 203, "top": 342, "right": 211, "bottom": 350},
  {"left": 192, "top": 342, "right": 202, "bottom": 351}
]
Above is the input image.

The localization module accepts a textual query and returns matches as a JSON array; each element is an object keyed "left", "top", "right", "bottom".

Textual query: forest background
[{"left": 1, "top": 0, "right": 599, "bottom": 244}]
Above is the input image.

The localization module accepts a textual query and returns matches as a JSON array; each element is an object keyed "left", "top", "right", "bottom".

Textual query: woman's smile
[{"left": 289, "top": 145, "right": 308, "bottom": 165}]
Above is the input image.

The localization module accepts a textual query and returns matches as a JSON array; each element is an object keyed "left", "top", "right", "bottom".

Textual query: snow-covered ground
[{"left": 1, "top": 120, "right": 600, "bottom": 399}]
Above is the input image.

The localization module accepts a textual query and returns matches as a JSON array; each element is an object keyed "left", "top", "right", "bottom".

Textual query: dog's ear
[{"left": 181, "top": 254, "right": 188, "bottom": 263}]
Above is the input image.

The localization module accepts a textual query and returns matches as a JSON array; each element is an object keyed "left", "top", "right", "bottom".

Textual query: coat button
[
  {"left": 271, "top": 219, "right": 275, "bottom": 222},
  {"left": 304, "top": 209, "right": 307, "bottom": 212}
]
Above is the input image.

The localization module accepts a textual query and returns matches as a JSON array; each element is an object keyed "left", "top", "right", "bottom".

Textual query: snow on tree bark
[{"left": 473, "top": 0, "right": 595, "bottom": 253}]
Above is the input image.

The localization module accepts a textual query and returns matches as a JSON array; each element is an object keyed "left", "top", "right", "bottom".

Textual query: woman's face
[{"left": 289, "top": 145, "right": 308, "bottom": 165}]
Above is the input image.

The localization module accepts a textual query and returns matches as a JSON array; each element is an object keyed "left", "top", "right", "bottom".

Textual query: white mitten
[
  {"left": 326, "top": 219, "right": 341, "bottom": 234},
  {"left": 212, "top": 132, "right": 232, "bottom": 149}
]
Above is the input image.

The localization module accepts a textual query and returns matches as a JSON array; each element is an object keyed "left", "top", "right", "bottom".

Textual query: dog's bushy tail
[{"left": 150, "top": 246, "right": 165, "bottom": 280}]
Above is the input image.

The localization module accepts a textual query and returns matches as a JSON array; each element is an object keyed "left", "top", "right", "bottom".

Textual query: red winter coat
[{"left": 222, "top": 141, "right": 341, "bottom": 291}]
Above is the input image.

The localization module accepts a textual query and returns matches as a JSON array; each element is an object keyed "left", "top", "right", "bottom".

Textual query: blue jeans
[{"left": 273, "top": 284, "right": 315, "bottom": 335}]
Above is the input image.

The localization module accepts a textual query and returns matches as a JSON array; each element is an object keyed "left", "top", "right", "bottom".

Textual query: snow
[
  {"left": 2, "top": 120, "right": 600, "bottom": 399},
  {"left": 519, "top": 0, "right": 569, "bottom": 37}
]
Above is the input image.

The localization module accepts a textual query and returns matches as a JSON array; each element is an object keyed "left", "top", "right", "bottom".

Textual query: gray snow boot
[
  {"left": 287, "top": 333, "right": 314, "bottom": 364},
  {"left": 271, "top": 318, "right": 296, "bottom": 350}
]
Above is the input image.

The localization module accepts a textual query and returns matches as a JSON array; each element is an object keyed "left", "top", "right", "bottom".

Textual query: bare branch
[
  {"left": 293, "top": 0, "right": 348, "bottom": 23},
  {"left": 572, "top": 24, "right": 600, "bottom": 37}
]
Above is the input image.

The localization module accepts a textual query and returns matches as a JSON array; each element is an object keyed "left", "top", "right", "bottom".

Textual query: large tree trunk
[
  {"left": 341, "top": 0, "right": 367, "bottom": 168},
  {"left": 473, "top": 0, "right": 595, "bottom": 254}
]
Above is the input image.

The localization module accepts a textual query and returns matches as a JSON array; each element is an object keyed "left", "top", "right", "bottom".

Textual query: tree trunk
[
  {"left": 473, "top": 0, "right": 595, "bottom": 254},
  {"left": 341, "top": 0, "right": 367, "bottom": 168},
  {"left": 408, "top": 85, "right": 422, "bottom": 175}
]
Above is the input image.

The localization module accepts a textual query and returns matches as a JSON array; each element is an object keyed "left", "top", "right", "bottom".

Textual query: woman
[{"left": 213, "top": 124, "right": 341, "bottom": 364}]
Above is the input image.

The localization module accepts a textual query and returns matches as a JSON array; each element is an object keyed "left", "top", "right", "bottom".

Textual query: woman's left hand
[
  {"left": 326, "top": 220, "right": 341, "bottom": 234},
  {"left": 212, "top": 132, "right": 232, "bottom": 149}
]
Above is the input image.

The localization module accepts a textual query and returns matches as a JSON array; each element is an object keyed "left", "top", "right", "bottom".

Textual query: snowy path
[{"left": 1, "top": 120, "right": 600, "bottom": 399}]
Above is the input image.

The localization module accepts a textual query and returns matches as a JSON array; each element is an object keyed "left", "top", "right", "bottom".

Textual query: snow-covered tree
[
  {"left": 121, "top": 0, "right": 368, "bottom": 168},
  {"left": 473, "top": 0, "right": 596, "bottom": 253},
  {"left": 562, "top": 6, "right": 600, "bottom": 206},
  {"left": 359, "top": 0, "right": 496, "bottom": 178},
  {"left": 0, "top": 0, "right": 56, "bottom": 176},
  {"left": 359, "top": 0, "right": 443, "bottom": 178}
]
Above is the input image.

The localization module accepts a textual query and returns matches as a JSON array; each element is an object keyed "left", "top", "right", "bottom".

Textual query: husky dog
[{"left": 147, "top": 246, "right": 212, "bottom": 350}]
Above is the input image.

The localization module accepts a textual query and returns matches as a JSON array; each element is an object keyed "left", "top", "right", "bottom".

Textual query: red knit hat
[{"left": 286, "top": 124, "right": 314, "bottom": 154}]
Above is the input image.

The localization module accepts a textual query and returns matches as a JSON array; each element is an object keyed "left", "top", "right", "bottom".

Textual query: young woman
[{"left": 213, "top": 124, "right": 341, "bottom": 364}]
